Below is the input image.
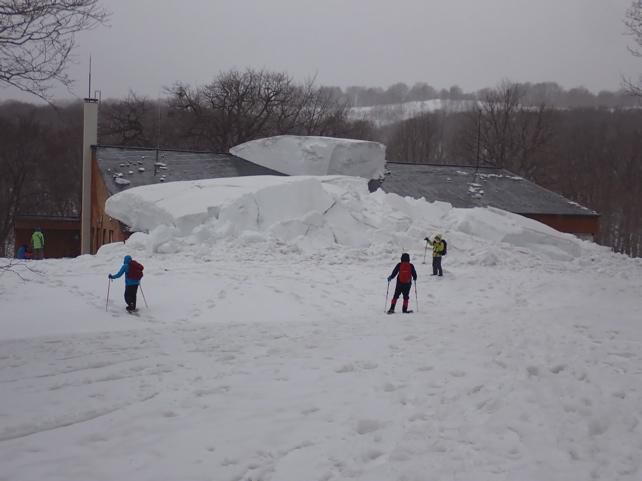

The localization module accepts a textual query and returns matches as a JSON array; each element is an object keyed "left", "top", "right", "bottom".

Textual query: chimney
[{"left": 81, "top": 97, "right": 99, "bottom": 255}]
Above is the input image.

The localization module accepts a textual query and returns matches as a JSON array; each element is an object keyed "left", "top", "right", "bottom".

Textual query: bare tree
[
  {"left": 625, "top": 1, "right": 642, "bottom": 96},
  {"left": 0, "top": 0, "right": 108, "bottom": 100},
  {"left": 99, "top": 93, "right": 156, "bottom": 146},
  {"left": 168, "top": 69, "right": 354, "bottom": 151},
  {"left": 0, "top": 116, "right": 44, "bottom": 256},
  {"left": 456, "top": 82, "right": 553, "bottom": 178},
  {"left": 295, "top": 82, "right": 351, "bottom": 136},
  {"left": 386, "top": 114, "right": 438, "bottom": 163}
]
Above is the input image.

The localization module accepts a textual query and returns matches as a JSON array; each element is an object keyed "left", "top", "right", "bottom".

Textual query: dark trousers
[
  {"left": 125, "top": 284, "right": 138, "bottom": 310},
  {"left": 432, "top": 256, "right": 443, "bottom": 276},
  {"left": 390, "top": 282, "right": 411, "bottom": 311}
]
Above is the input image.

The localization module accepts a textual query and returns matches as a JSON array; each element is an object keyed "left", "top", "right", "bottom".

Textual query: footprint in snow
[
  {"left": 550, "top": 364, "right": 566, "bottom": 374},
  {"left": 359, "top": 361, "right": 378, "bottom": 370},
  {"left": 335, "top": 363, "right": 355, "bottom": 373},
  {"left": 355, "top": 418, "right": 383, "bottom": 435},
  {"left": 301, "top": 407, "right": 320, "bottom": 415},
  {"left": 416, "top": 365, "right": 433, "bottom": 372}
]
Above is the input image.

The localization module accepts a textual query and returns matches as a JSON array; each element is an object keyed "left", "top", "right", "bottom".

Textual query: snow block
[{"left": 230, "top": 135, "right": 386, "bottom": 179}]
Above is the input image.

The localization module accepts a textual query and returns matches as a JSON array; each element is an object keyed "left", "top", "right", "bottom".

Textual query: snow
[
  {"left": 230, "top": 135, "right": 386, "bottom": 179},
  {"left": 113, "top": 177, "right": 130, "bottom": 186},
  {"left": 3, "top": 176, "right": 642, "bottom": 481},
  {"left": 349, "top": 99, "right": 480, "bottom": 126}
]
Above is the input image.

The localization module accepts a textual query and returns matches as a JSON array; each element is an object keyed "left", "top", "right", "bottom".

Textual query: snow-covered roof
[
  {"left": 382, "top": 163, "right": 598, "bottom": 217},
  {"left": 230, "top": 135, "right": 386, "bottom": 179},
  {"left": 95, "top": 146, "right": 285, "bottom": 196}
]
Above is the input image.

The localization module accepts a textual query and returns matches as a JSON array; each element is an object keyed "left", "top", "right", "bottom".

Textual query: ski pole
[
  {"left": 106, "top": 278, "right": 111, "bottom": 312},
  {"left": 139, "top": 283, "right": 149, "bottom": 309},
  {"left": 385, "top": 280, "right": 390, "bottom": 313},
  {"left": 414, "top": 282, "right": 419, "bottom": 313}
]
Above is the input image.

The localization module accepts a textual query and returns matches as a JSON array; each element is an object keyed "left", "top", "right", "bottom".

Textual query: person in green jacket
[
  {"left": 31, "top": 228, "right": 45, "bottom": 260},
  {"left": 424, "top": 234, "right": 445, "bottom": 276}
]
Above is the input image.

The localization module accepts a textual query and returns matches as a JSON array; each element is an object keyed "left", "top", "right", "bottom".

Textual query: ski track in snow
[{"left": 1, "top": 253, "right": 642, "bottom": 481}]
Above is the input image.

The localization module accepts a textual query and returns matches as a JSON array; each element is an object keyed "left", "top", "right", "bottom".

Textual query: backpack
[
  {"left": 128, "top": 260, "right": 144, "bottom": 280},
  {"left": 398, "top": 262, "right": 413, "bottom": 283},
  {"left": 441, "top": 239, "right": 447, "bottom": 256}
]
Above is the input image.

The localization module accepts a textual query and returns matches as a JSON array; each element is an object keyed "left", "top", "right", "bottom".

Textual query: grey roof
[
  {"left": 382, "top": 163, "right": 598, "bottom": 216},
  {"left": 96, "top": 146, "right": 285, "bottom": 196}
]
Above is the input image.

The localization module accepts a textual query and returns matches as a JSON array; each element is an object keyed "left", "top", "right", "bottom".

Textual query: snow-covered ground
[
  {"left": 2, "top": 176, "right": 642, "bottom": 481},
  {"left": 348, "top": 99, "right": 480, "bottom": 126}
]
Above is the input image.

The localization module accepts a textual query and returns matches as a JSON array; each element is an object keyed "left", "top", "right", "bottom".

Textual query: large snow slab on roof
[
  {"left": 106, "top": 174, "right": 588, "bottom": 262},
  {"left": 230, "top": 135, "right": 386, "bottom": 179}
]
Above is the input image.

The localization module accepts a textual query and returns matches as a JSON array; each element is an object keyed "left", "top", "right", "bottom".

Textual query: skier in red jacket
[{"left": 387, "top": 253, "right": 417, "bottom": 314}]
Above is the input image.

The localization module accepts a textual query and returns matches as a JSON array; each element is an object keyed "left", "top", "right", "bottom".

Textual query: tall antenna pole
[
  {"left": 155, "top": 93, "right": 161, "bottom": 169},
  {"left": 157, "top": 97, "right": 161, "bottom": 150},
  {"left": 88, "top": 56, "right": 92, "bottom": 99},
  {"left": 475, "top": 108, "right": 481, "bottom": 172}
]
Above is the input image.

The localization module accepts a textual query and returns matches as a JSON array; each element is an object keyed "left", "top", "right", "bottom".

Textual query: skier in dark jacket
[
  {"left": 108, "top": 255, "right": 142, "bottom": 312},
  {"left": 387, "top": 253, "right": 418, "bottom": 314}
]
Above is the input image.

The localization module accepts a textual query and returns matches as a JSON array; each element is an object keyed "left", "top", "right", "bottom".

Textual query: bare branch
[
  {"left": 624, "top": 1, "right": 642, "bottom": 96},
  {"left": 0, "top": 259, "right": 43, "bottom": 281},
  {"left": 0, "top": 0, "right": 109, "bottom": 100}
]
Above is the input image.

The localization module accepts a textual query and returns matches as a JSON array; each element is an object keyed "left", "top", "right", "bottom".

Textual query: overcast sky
[{"left": 2, "top": 0, "right": 640, "bottom": 102}]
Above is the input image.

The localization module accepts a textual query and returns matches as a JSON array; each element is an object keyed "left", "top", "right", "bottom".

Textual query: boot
[{"left": 387, "top": 304, "right": 395, "bottom": 314}]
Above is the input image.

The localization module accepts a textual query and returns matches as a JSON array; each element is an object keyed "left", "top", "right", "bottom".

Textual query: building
[
  {"left": 16, "top": 97, "right": 597, "bottom": 257},
  {"left": 14, "top": 215, "right": 81, "bottom": 258},
  {"left": 89, "top": 146, "right": 285, "bottom": 253},
  {"left": 382, "top": 163, "right": 599, "bottom": 240}
]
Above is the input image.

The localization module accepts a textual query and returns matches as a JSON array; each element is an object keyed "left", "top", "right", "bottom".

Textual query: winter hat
[
  {"left": 123, "top": 255, "right": 132, "bottom": 264},
  {"left": 401, "top": 253, "right": 410, "bottom": 262}
]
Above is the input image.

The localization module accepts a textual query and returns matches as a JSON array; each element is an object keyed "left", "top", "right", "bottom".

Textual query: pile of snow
[
  {"left": 230, "top": 135, "right": 386, "bottom": 179},
  {"left": 105, "top": 174, "right": 590, "bottom": 262},
  {"left": 5, "top": 172, "right": 642, "bottom": 481}
]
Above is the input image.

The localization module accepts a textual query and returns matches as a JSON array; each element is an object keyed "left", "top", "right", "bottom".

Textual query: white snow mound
[
  {"left": 230, "top": 135, "right": 386, "bottom": 179},
  {"left": 105, "top": 174, "right": 594, "bottom": 261}
]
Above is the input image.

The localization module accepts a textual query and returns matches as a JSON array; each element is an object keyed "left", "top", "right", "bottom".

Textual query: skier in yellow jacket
[
  {"left": 424, "top": 234, "right": 445, "bottom": 276},
  {"left": 31, "top": 228, "right": 44, "bottom": 260}
]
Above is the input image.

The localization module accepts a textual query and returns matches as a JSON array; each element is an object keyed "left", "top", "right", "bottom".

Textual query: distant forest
[
  {"left": 1, "top": 69, "right": 641, "bottom": 257},
  {"left": 340, "top": 81, "right": 640, "bottom": 110}
]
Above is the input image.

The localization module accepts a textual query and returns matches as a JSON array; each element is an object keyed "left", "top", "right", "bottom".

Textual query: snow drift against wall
[{"left": 230, "top": 135, "right": 386, "bottom": 179}]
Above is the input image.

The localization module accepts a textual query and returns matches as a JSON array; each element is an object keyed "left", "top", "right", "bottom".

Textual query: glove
[{"left": 108, "top": 274, "right": 113, "bottom": 279}]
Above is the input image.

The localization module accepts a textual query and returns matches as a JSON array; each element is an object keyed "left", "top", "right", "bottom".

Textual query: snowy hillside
[
  {"left": 348, "top": 99, "right": 480, "bottom": 126},
  {"left": 2, "top": 176, "right": 642, "bottom": 481}
]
